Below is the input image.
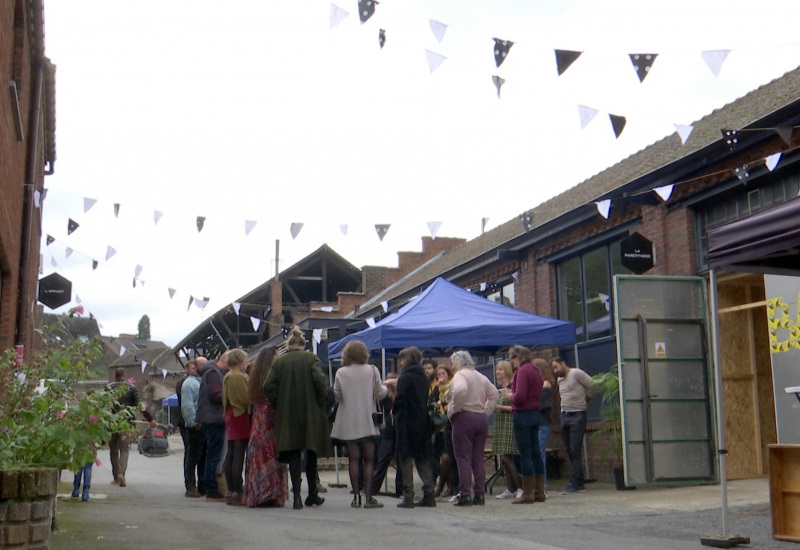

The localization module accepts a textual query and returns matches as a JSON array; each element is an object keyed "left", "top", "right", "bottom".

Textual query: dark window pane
[
  {"left": 558, "top": 257, "right": 583, "bottom": 338},
  {"left": 583, "top": 247, "right": 612, "bottom": 339}
]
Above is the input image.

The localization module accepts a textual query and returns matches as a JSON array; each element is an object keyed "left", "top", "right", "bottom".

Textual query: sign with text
[{"left": 620, "top": 232, "right": 655, "bottom": 274}]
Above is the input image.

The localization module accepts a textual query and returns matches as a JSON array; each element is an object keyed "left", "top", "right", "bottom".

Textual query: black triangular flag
[
  {"left": 493, "top": 38, "right": 513, "bottom": 67},
  {"left": 67, "top": 219, "right": 79, "bottom": 235},
  {"left": 610, "top": 114, "right": 627, "bottom": 138},
  {"left": 555, "top": 49, "right": 582, "bottom": 75},
  {"left": 113, "top": 203, "right": 120, "bottom": 218},
  {"left": 358, "top": 0, "right": 377, "bottom": 24},
  {"left": 375, "top": 224, "right": 390, "bottom": 241},
  {"left": 520, "top": 211, "right": 534, "bottom": 232},
  {"left": 188, "top": 295, "right": 194, "bottom": 311},
  {"left": 379, "top": 28, "right": 386, "bottom": 49},
  {"left": 721, "top": 129, "right": 738, "bottom": 150},
  {"left": 629, "top": 53, "right": 657, "bottom": 82},
  {"left": 733, "top": 164, "right": 750, "bottom": 184},
  {"left": 92, "top": 260, "right": 98, "bottom": 271},
  {"left": 46, "top": 235, "right": 55, "bottom": 245},
  {"left": 133, "top": 278, "right": 137, "bottom": 288},
  {"left": 196, "top": 216, "right": 205, "bottom": 232}
]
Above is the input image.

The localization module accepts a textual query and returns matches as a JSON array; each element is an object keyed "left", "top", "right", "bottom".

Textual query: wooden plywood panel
[
  {"left": 724, "top": 378, "right": 758, "bottom": 478},
  {"left": 769, "top": 445, "right": 800, "bottom": 542},
  {"left": 754, "top": 293, "right": 777, "bottom": 473}
]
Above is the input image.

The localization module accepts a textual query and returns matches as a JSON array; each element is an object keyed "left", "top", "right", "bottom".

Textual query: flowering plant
[{"left": 0, "top": 318, "right": 135, "bottom": 471}]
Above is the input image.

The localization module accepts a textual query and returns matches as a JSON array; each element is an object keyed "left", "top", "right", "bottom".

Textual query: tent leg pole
[{"left": 701, "top": 269, "right": 749, "bottom": 547}]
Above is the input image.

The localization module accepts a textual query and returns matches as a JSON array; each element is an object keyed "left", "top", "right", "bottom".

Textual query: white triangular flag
[
  {"left": 674, "top": 124, "right": 694, "bottom": 145},
  {"left": 429, "top": 20, "right": 447, "bottom": 42},
  {"left": 84, "top": 197, "right": 97, "bottom": 213},
  {"left": 250, "top": 316, "right": 261, "bottom": 331},
  {"left": 195, "top": 297, "right": 209, "bottom": 310},
  {"left": 312, "top": 328, "right": 323, "bottom": 345},
  {"left": 366, "top": 317, "right": 376, "bottom": 328},
  {"left": 654, "top": 185, "right": 674, "bottom": 202},
  {"left": 232, "top": 302, "right": 241, "bottom": 315},
  {"left": 119, "top": 345, "right": 127, "bottom": 357},
  {"left": 329, "top": 3, "right": 349, "bottom": 28},
  {"left": 168, "top": 288, "right": 176, "bottom": 299},
  {"left": 425, "top": 49, "right": 447, "bottom": 74},
  {"left": 427, "top": 221, "right": 442, "bottom": 239},
  {"left": 512, "top": 270, "right": 520, "bottom": 282},
  {"left": 480, "top": 282, "right": 487, "bottom": 291},
  {"left": 598, "top": 293, "right": 611, "bottom": 312},
  {"left": 765, "top": 152, "right": 782, "bottom": 172},
  {"left": 481, "top": 218, "right": 489, "bottom": 233},
  {"left": 154, "top": 210, "right": 163, "bottom": 225},
  {"left": 135, "top": 264, "right": 143, "bottom": 279},
  {"left": 701, "top": 49, "right": 730, "bottom": 77},
  {"left": 106, "top": 246, "right": 116, "bottom": 261},
  {"left": 245, "top": 220, "right": 257, "bottom": 236},
  {"left": 50, "top": 256, "right": 57, "bottom": 267},
  {"left": 381, "top": 301, "right": 389, "bottom": 313},
  {"left": 34, "top": 190, "right": 41, "bottom": 208},
  {"left": 320, "top": 306, "right": 333, "bottom": 312},
  {"left": 141, "top": 362, "right": 147, "bottom": 374},
  {"left": 596, "top": 199, "right": 612, "bottom": 219},
  {"left": 578, "top": 105, "right": 598, "bottom": 129},
  {"left": 75, "top": 294, "right": 82, "bottom": 304},
  {"left": 65, "top": 247, "right": 73, "bottom": 259},
  {"left": 162, "top": 369, "right": 168, "bottom": 379},
  {"left": 290, "top": 223, "right": 304, "bottom": 239},
  {"left": 339, "top": 224, "right": 348, "bottom": 236}
]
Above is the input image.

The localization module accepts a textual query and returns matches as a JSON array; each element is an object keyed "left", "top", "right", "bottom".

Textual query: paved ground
[{"left": 50, "top": 435, "right": 796, "bottom": 550}]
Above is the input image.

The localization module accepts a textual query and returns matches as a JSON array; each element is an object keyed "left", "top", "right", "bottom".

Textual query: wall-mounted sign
[
  {"left": 621, "top": 232, "right": 655, "bottom": 274},
  {"left": 37, "top": 272, "right": 72, "bottom": 310}
]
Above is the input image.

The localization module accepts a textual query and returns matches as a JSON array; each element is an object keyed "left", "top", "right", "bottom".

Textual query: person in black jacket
[
  {"left": 107, "top": 367, "right": 154, "bottom": 487},
  {"left": 387, "top": 347, "right": 436, "bottom": 508}
]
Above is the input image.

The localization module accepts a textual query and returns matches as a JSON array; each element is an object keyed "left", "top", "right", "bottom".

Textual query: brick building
[
  {"left": 0, "top": 0, "right": 56, "bottom": 355},
  {"left": 345, "top": 66, "right": 800, "bottom": 484}
]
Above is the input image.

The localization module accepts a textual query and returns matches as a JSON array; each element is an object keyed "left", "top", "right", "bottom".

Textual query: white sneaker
[
  {"left": 449, "top": 494, "right": 459, "bottom": 503},
  {"left": 495, "top": 489, "right": 514, "bottom": 500},
  {"left": 515, "top": 488, "right": 524, "bottom": 499}
]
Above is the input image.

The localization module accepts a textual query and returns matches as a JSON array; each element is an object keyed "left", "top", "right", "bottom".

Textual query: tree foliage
[{"left": 137, "top": 315, "right": 151, "bottom": 340}]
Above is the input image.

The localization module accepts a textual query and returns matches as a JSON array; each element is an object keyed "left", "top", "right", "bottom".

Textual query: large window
[
  {"left": 556, "top": 241, "right": 631, "bottom": 342},
  {"left": 477, "top": 278, "right": 515, "bottom": 308}
]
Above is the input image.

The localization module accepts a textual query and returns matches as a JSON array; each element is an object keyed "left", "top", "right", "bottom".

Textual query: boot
[
  {"left": 533, "top": 474, "right": 546, "bottom": 502},
  {"left": 434, "top": 476, "right": 446, "bottom": 497},
  {"left": 292, "top": 491, "right": 303, "bottom": 510},
  {"left": 512, "top": 476, "right": 535, "bottom": 504},
  {"left": 185, "top": 483, "right": 202, "bottom": 498}
]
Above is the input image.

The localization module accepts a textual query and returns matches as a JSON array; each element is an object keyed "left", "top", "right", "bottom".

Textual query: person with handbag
[
  {"left": 330, "top": 340, "right": 389, "bottom": 509},
  {"left": 446, "top": 350, "right": 499, "bottom": 506}
]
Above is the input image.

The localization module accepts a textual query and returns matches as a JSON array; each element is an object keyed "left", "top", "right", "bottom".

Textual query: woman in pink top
[
  {"left": 508, "top": 345, "right": 545, "bottom": 504},
  {"left": 445, "top": 350, "right": 499, "bottom": 506}
]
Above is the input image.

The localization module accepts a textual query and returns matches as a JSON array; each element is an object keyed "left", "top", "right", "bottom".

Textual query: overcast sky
[{"left": 39, "top": 0, "right": 800, "bottom": 346}]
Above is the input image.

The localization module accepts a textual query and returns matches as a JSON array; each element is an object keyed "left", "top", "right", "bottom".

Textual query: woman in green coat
[{"left": 263, "top": 327, "right": 330, "bottom": 510}]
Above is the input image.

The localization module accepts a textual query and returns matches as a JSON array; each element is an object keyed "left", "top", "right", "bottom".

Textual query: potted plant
[
  {"left": 0, "top": 317, "right": 137, "bottom": 548},
  {"left": 591, "top": 364, "right": 633, "bottom": 490}
]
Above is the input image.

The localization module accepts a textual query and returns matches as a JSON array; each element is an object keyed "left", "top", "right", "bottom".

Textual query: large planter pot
[
  {"left": 0, "top": 468, "right": 59, "bottom": 549},
  {"left": 613, "top": 466, "right": 636, "bottom": 491}
]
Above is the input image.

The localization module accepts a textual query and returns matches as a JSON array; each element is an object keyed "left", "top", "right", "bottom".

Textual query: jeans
[
  {"left": 185, "top": 426, "right": 207, "bottom": 490},
  {"left": 512, "top": 409, "right": 543, "bottom": 477},
  {"left": 203, "top": 423, "right": 226, "bottom": 493},
  {"left": 538, "top": 422, "right": 551, "bottom": 489},
  {"left": 451, "top": 411, "right": 489, "bottom": 497},
  {"left": 73, "top": 462, "right": 93, "bottom": 493},
  {"left": 560, "top": 411, "right": 587, "bottom": 489}
]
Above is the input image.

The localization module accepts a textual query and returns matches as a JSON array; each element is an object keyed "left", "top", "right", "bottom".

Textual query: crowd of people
[{"left": 169, "top": 326, "right": 599, "bottom": 510}]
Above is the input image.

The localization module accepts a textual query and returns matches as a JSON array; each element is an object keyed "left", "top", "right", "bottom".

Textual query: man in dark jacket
[
  {"left": 107, "top": 367, "right": 154, "bottom": 487},
  {"left": 196, "top": 352, "right": 229, "bottom": 502},
  {"left": 390, "top": 347, "right": 436, "bottom": 508}
]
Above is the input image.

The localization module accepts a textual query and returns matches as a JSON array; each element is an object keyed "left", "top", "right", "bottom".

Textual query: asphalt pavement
[{"left": 50, "top": 434, "right": 796, "bottom": 550}]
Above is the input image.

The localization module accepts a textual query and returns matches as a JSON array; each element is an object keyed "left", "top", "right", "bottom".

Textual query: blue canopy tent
[
  {"left": 329, "top": 277, "right": 576, "bottom": 357},
  {"left": 161, "top": 394, "right": 179, "bottom": 425}
]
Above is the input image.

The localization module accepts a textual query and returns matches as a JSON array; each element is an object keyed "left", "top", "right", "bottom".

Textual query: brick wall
[{"left": 0, "top": 468, "right": 58, "bottom": 549}]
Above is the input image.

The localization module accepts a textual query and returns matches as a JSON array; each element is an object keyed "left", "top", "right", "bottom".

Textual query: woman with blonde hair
[
  {"left": 221, "top": 348, "right": 249, "bottom": 506},
  {"left": 493, "top": 360, "right": 522, "bottom": 499},
  {"left": 446, "top": 350, "right": 499, "bottom": 506},
  {"left": 245, "top": 346, "right": 288, "bottom": 507},
  {"left": 330, "top": 340, "right": 388, "bottom": 509},
  {"left": 264, "top": 327, "right": 330, "bottom": 510},
  {"left": 534, "top": 358, "right": 555, "bottom": 496}
]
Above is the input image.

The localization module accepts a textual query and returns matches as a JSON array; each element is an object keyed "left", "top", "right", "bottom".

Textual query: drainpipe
[{"left": 15, "top": 60, "right": 45, "bottom": 349}]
